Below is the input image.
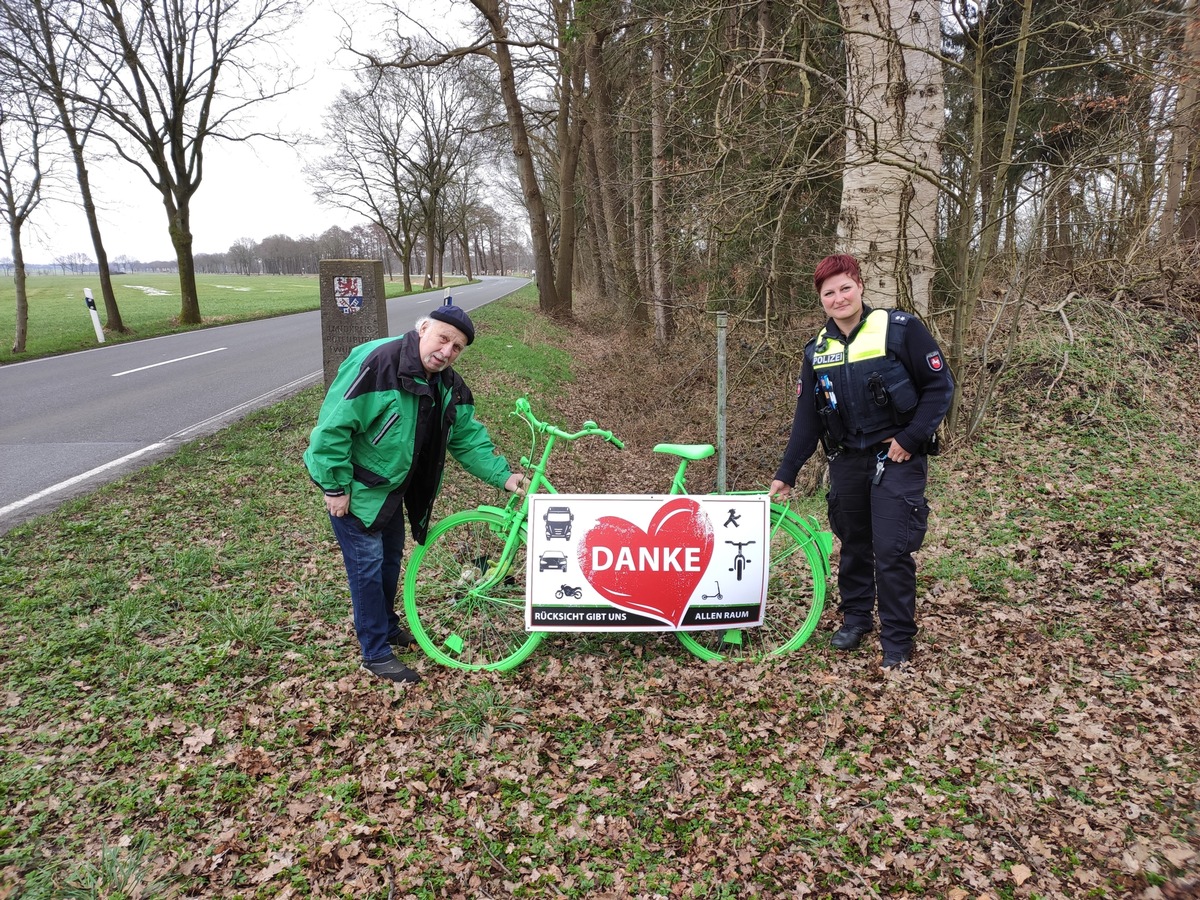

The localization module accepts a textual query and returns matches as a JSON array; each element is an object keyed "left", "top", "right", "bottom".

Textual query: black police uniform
[{"left": 773, "top": 305, "right": 953, "bottom": 656}]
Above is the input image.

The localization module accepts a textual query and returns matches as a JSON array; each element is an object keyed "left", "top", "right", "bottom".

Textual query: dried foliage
[{"left": 1, "top": 288, "right": 1198, "bottom": 898}]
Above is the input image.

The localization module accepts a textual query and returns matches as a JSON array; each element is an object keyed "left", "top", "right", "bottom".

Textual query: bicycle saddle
[{"left": 652, "top": 443, "right": 716, "bottom": 460}]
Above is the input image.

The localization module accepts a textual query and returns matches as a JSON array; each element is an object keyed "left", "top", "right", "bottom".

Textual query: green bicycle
[{"left": 401, "top": 397, "right": 832, "bottom": 670}]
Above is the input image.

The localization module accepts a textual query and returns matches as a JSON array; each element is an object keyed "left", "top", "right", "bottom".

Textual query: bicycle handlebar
[{"left": 513, "top": 397, "right": 625, "bottom": 449}]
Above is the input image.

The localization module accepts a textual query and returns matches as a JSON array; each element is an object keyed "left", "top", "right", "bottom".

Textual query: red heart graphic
[{"left": 577, "top": 497, "right": 714, "bottom": 627}]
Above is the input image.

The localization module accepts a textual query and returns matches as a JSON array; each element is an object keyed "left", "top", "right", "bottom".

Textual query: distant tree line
[
  {"left": 0, "top": 219, "right": 534, "bottom": 279},
  {"left": 0, "top": 0, "right": 539, "bottom": 354},
  {"left": 201, "top": 221, "right": 532, "bottom": 277}
]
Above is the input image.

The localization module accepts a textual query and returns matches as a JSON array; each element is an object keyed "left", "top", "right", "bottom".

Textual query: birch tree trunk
[{"left": 836, "top": 0, "right": 943, "bottom": 316}]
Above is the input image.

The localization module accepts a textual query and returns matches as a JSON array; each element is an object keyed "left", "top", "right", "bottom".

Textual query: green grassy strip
[
  {"left": 0, "top": 287, "right": 574, "bottom": 895},
  {"left": 0, "top": 273, "right": 465, "bottom": 363}
]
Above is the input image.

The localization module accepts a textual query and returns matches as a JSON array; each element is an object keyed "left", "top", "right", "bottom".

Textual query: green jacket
[{"left": 303, "top": 331, "right": 511, "bottom": 541}]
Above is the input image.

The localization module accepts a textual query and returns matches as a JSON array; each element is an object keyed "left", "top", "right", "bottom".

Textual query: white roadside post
[
  {"left": 84, "top": 289, "right": 105, "bottom": 343},
  {"left": 443, "top": 286, "right": 453, "bottom": 306}
]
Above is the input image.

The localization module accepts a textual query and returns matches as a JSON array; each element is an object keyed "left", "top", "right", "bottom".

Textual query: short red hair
[{"left": 813, "top": 254, "right": 863, "bottom": 292}]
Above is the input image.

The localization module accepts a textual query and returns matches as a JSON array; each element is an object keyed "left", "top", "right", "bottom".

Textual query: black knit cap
[{"left": 429, "top": 305, "right": 475, "bottom": 345}]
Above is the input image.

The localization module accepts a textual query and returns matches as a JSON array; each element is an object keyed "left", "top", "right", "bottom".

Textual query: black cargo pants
[{"left": 826, "top": 447, "right": 931, "bottom": 654}]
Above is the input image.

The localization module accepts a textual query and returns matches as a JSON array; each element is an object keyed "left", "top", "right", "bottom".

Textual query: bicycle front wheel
[
  {"left": 402, "top": 509, "right": 545, "bottom": 671},
  {"left": 677, "top": 507, "right": 830, "bottom": 661}
]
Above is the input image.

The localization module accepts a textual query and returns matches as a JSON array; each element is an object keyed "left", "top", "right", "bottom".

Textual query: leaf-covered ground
[{"left": 1, "top": 288, "right": 1197, "bottom": 898}]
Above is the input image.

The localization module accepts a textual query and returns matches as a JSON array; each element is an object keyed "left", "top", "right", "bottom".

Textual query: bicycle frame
[
  {"left": 497, "top": 397, "right": 830, "bottom": 618},
  {"left": 403, "top": 396, "right": 831, "bottom": 669},
  {"left": 465, "top": 397, "right": 624, "bottom": 594}
]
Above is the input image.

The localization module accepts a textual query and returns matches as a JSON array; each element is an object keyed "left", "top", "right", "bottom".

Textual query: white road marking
[
  {"left": 167, "top": 371, "right": 320, "bottom": 441},
  {"left": 1, "top": 371, "right": 321, "bottom": 521},
  {"left": 111, "top": 347, "right": 227, "bottom": 377},
  {"left": 0, "top": 443, "right": 169, "bottom": 517}
]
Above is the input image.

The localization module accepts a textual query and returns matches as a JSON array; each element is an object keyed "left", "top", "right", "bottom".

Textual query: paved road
[{"left": 0, "top": 276, "right": 528, "bottom": 534}]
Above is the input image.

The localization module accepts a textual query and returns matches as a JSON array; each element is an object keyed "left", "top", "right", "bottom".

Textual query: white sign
[{"left": 526, "top": 494, "right": 770, "bottom": 632}]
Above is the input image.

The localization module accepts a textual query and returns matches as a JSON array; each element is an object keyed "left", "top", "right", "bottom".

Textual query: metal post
[
  {"left": 84, "top": 289, "right": 105, "bottom": 343},
  {"left": 716, "top": 311, "right": 727, "bottom": 492}
]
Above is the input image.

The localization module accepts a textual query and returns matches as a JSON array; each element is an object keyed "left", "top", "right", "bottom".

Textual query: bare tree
[
  {"left": 355, "top": 0, "right": 583, "bottom": 318},
  {"left": 64, "top": 0, "right": 301, "bottom": 324},
  {"left": 0, "top": 0, "right": 129, "bottom": 333},
  {"left": 401, "top": 56, "right": 492, "bottom": 289},
  {"left": 444, "top": 175, "right": 484, "bottom": 283},
  {"left": 1160, "top": 0, "right": 1200, "bottom": 242},
  {"left": 227, "top": 237, "right": 256, "bottom": 275},
  {"left": 581, "top": 10, "right": 642, "bottom": 318},
  {"left": 307, "top": 73, "right": 426, "bottom": 292},
  {"left": 649, "top": 21, "right": 672, "bottom": 344},
  {"left": 0, "top": 79, "right": 54, "bottom": 354}
]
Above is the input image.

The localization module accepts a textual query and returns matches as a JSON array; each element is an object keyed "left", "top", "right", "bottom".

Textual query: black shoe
[
  {"left": 388, "top": 629, "right": 416, "bottom": 648},
  {"left": 830, "top": 624, "right": 872, "bottom": 650},
  {"left": 363, "top": 656, "right": 421, "bottom": 684},
  {"left": 881, "top": 651, "right": 911, "bottom": 670}
]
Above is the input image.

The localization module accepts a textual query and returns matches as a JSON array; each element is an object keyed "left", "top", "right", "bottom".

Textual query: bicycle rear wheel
[
  {"left": 402, "top": 509, "right": 545, "bottom": 671},
  {"left": 676, "top": 507, "right": 830, "bottom": 661}
]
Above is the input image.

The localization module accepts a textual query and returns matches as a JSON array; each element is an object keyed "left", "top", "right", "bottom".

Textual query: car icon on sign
[{"left": 539, "top": 550, "right": 568, "bottom": 572}]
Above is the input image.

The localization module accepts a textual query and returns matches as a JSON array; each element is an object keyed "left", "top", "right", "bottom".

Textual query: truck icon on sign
[{"left": 543, "top": 506, "right": 574, "bottom": 540}]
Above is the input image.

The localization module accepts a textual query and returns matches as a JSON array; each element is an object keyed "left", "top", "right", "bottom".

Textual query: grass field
[
  {"left": 0, "top": 273, "right": 463, "bottom": 363},
  {"left": 1, "top": 286, "right": 1198, "bottom": 898}
]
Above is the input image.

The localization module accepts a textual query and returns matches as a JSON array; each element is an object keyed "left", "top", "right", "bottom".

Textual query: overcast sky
[{"left": 23, "top": 0, "right": 470, "bottom": 265}]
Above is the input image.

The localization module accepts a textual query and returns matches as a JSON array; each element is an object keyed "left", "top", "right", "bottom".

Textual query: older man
[{"left": 304, "top": 306, "right": 523, "bottom": 684}]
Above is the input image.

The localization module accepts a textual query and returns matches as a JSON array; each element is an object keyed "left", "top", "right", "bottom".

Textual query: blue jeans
[{"left": 328, "top": 511, "right": 406, "bottom": 663}]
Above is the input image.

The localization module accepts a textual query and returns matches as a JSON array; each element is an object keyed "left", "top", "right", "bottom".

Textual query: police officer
[{"left": 770, "top": 254, "right": 953, "bottom": 669}]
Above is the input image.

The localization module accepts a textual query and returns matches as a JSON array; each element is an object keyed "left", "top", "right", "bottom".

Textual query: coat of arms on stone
[{"left": 333, "top": 276, "right": 364, "bottom": 314}]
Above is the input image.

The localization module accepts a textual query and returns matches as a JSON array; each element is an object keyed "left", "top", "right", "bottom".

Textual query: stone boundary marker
[{"left": 318, "top": 259, "right": 389, "bottom": 389}]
